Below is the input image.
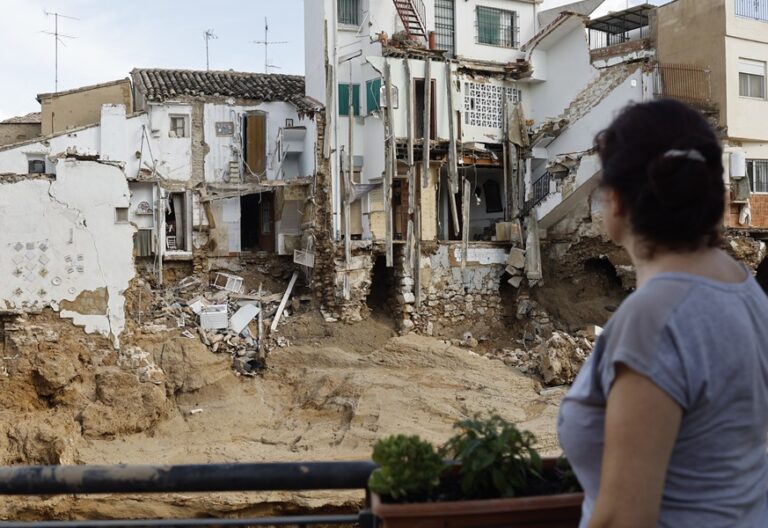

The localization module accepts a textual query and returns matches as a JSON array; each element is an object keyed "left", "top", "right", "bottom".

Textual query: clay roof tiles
[{"left": 131, "top": 68, "right": 317, "bottom": 112}]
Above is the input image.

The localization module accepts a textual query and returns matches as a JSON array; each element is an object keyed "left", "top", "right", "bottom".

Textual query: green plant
[
  {"left": 442, "top": 414, "right": 543, "bottom": 499},
  {"left": 368, "top": 434, "right": 445, "bottom": 501}
]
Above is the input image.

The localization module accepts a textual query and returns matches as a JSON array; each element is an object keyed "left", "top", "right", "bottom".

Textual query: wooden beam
[
  {"left": 422, "top": 58, "right": 431, "bottom": 190},
  {"left": 384, "top": 61, "right": 395, "bottom": 267},
  {"left": 445, "top": 62, "right": 460, "bottom": 235},
  {"left": 271, "top": 271, "right": 298, "bottom": 332},
  {"left": 461, "top": 177, "right": 470, "bottom": 272}
]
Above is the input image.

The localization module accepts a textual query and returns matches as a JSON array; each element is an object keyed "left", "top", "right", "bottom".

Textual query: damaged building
[
  {"left": 304, "top": 0, "right": 768, "bottom": 337},
  {"left": 0, "top": 70, "right": 320, "bottom": 345}
]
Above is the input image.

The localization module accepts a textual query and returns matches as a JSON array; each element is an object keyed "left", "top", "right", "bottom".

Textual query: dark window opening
[
  {"left": 483, "top": 179, "right": 503, "bottom": 213},
  {"left": 748, "top": 159, "right": 768, "bottom": 193},
  {"left": 241, "top": 193, "right": 275, "bottom": 252},
  {"left": 28, "top": 159, "right": 46, "bottom": 174},
  {"left": 414, "top": 79, "right": 436, "bottom": 140}
]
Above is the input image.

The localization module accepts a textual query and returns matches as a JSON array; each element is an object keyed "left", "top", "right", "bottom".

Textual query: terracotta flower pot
[
  {"left": 370, "top": 457, "right": 584, "bottom": 528},
  {"left": 371, "top": 491, "right": 584, "bottom": 528}
]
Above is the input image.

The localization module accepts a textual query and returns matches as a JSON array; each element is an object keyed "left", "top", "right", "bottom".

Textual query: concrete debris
[{"left": 133, "top": 270, "right": 307, "bottom": 376}]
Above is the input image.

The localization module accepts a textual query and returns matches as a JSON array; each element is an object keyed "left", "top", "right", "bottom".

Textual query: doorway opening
[
  {"left": 240, "top": 193, "right": 275, "bottom": 252},
  {"left": 367, "top": 255, "right": 394, "bottom": 318},
  {"left": 414, "top": 79, "right": 436, "bottom": 140},
  {"left": 166, "top": 192, "right": 189, "bottom": 251}
]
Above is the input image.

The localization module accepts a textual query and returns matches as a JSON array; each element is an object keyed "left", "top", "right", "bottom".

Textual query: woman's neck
[{"left": 628, "top": 245, "right": 746, "bottom": 289}]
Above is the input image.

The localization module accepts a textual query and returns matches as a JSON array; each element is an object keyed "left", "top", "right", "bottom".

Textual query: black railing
[
  {"left": 0, "top": 461, "right": 378, "bottom": 527},
  {"left": 736, "top": 0, "right": 768, "bottom": 21},
  {"left": 652, "top": 64, "right": 713, "bottom": 106},
  {"left": 588, "top": 25, "right": 650, "bottom": 50},
  {"left": 531, "top": 172, "right": 552, "bottom": 207}
]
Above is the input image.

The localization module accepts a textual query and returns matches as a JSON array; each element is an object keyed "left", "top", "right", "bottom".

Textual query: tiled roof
[
  {"left": 1, "top": 112, "right": 42, "bottom": 124},
  {"left": 131, "top": 68, "right": 318, "bottom": 112}
]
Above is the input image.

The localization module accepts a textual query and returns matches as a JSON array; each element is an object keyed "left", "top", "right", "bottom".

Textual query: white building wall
[
  {"left": 0, "top": 160, "right": 134, "bottom": 345},
  {"left": 147, "top": 103, "right": 194, "bottom": 181},
  {"left": 455, "top": 0, "right": 537, "bottom": 63}
]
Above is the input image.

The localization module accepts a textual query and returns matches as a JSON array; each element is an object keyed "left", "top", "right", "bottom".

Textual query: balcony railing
[
  {"left": 531, "top": 172, "right": 552, "bottom": 207},
  {"left": 0, "top": 461, "right": 377, "bottom": 527},
  {"left": 652, "top": 64, "right": 713, "bottom": 106},
  {"left": 736, "top": 0, "right": 768, "bottom": 21}
]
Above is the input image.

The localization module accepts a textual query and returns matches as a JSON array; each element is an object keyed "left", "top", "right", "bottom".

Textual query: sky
[{"left": 0, "top": 0, "right": 668, "bottom": 121}]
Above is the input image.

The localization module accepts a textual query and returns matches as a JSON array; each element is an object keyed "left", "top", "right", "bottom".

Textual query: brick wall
[{"left": 726, "top": 195, "right": 768, "bottom": 229}]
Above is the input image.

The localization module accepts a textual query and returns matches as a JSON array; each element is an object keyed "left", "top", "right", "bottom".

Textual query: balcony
[
  {"left": 587, "top": 4, "right": 654, "bottom": 62},
  {"left": 652, "top": 63, "right": 715, "bottom": 110}
]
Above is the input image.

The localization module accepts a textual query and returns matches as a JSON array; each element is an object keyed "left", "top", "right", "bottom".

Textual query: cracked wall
[{"left": 0, "top": 159, "right": 135, "bottom": 346}]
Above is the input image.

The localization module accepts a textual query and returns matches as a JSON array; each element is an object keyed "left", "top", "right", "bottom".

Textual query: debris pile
[{"left": 133, "top": 271, "right": 307, "bottom": 376}]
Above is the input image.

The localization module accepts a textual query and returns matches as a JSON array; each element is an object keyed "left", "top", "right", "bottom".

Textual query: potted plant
[{"left": 368, "top": 415, "right": 583, "bottom": 528}]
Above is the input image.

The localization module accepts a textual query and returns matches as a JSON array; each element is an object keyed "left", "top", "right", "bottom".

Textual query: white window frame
[
  {"left": 738, "top": 58, "right": 767, "bottom": 100},
  {"left": 748, "top": 159, "right": 768, "bottom": 194},
  {"left": 169, "top": 114, "right": 190, "bottom": 138}
]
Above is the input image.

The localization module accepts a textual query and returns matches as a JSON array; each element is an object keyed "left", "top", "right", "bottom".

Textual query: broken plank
[
  {"left": 461, "top": 178, "right": 470, "bottom": 272},
  {"left": 422, "top": 58, "right": 431, "bottom": 190},
  {"left": 445, "top": 62, "right": 460, "bottom": 234},
  {"left": 384, "top": 60, "right": 395, "bottom": 267},
  {"left": 270, "top": 272, "right": 299, "bottom": 332}
]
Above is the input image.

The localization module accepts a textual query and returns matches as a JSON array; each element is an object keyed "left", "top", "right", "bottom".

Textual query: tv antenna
[
  {"left": 204, "top": 29, "right": 218, "bottom": 71},
  {"left": 42, "top": 11, "right": 79, "bottom": 93},
  {"left": 252, "top": 17, "right": 287, "bottom": 74}
]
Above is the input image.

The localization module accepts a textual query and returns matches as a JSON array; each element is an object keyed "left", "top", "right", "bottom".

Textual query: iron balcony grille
[
  {"left": 435, "top": 0, "right": 456, "bottom": 56},
  {"left": 338, "top": 0, "right": 360, "bottom": 25},
  {"left": 652, "top": 64, "right": 713, "bottom": 106},
  {"left": 476, "top": 6, "right": 519, "bottom": 48},
  {"left": 531, "top": 172, "right": 552, "bottom": 207},
  {"left": 736, "top": 0, "right": 768, "bottom": 21},
  {"left": 587, "top": 24, "right": 650, "bottom": 50}
]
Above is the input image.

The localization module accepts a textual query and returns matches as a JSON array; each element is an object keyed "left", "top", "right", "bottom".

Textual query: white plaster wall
[
  {"left": 148, "top": 103, "right": 193, "bottom": 181},
  {"left": 128, "top": 181, "right": 156, "bottom": 230},
  {"left": 0, "top": 160, "right": 134, "bottom": 345},
  {"left": 528, "top": 25, "right": 598, "bottom": 124},
  {"left": 455, "top": 0, "right": 536, "bottom": 63},
  {"left": 724, "top": 36, "right": 768, "bottom": 142},
  {"left": 0, "top": 111, "right": 147, "bottom": 177}
]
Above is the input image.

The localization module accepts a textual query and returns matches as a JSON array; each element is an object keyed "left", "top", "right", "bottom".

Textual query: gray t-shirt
[{"left": 558, "top": 271, "right": 768, "bottom": 527}]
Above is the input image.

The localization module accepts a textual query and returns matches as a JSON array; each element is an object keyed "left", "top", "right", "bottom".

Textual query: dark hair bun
[{"left": 596, "top": 100, "right": 724, "bottom": 252}]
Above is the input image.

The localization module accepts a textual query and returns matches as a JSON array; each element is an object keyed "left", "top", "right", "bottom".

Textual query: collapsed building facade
[{"left": 0, "top": 70, "right": 320, "bottom": 345}]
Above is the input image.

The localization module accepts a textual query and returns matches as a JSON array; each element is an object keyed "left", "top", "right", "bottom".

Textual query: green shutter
[
  {"left": 477, "top": 7, "right": 500, "bottom": 45},
  {"left": 338, "top": 84, "right": 361, "bottom": 116},
  {"left": 366, "top": 78, "right": 382, "bottom": 114}
]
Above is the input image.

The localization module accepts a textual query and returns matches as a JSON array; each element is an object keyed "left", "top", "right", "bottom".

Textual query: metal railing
[
  {"left": 338, "top": 0, "right": 361, "bottom": 25},
  {"left": 736, "top": 0, "right": 768, "bottom": 21},
  {"left": 652, "top": 64, "right": 713, "bottom": 106},
  {"left": 476, "top": 6, "right": 520, "bottom": 48},
  {"left": 0, "top": 461, "right": 377, "bottom": 527},
  {"left": 588, "top": 25, "right": 650, "bottom": 50},
  {"left": 531, "top": 172, "right": 552, "bottom": 207}
]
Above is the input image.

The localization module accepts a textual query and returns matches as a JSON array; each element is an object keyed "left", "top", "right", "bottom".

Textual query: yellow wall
[
  {"left": 0, "top": 123, "right": 41, "bottom": 146},
  {"left": 39, "top": 79, "right": 133, "bottom": 135}
]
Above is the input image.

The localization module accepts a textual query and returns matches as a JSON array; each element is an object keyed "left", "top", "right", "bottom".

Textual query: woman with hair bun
[{"left": 558, "top": 99, "right": 768, "bottom": 527}]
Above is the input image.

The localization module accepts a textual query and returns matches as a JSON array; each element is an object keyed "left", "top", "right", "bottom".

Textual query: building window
[
  {"left": 28, "top": 159, "right": 46, "bottom": 174},
  {"left": 736, "top": 0, "right": 768, "bottom": 22},
  {"left": 338, "top": 83, "right": 361, "bottom": 116},
  {"left": 169, "top": 115, "right": 189, "bottom": 138},
  {"left": 338, "top": 0, "right": 360, "bottom": 26},
  {"left": 739, "top": 59, "right": 766, "bottom": 99},
  {"left": 476, "top": 6, "right": 518, "bottom": 48},
  {"left": 435, "top": 0, "right": 456, "bottom": 56},
  {"left": 748, "top": 159, "right": 768, "bottom": 193},
  {"left": 483, "top": 179, "right": 503, "bottom": 213},
  {"left": 366, "top": 78, "right": 382, "bottom": 114}
]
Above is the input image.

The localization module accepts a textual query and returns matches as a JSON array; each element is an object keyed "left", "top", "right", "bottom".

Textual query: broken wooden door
[{"left": 244, "top": 112, "right": 267, "bottom": 179}]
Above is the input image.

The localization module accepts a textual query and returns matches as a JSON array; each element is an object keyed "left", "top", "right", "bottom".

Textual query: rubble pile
[{"left": 132, "top": 271, "right": 308, "bottom": 376}]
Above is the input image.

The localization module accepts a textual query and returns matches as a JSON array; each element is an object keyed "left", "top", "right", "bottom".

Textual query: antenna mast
[
  {"left": 252, "top": 18, "right": 288, "bottom": 74},
  {"left": 42, "top": 11, "right": 79, "bottom": 93},
  {"left": 204, "top": 29, "right": 218, "bottom": 71}
]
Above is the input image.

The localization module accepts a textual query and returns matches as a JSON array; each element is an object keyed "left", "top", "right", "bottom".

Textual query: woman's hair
[{"left": 595, "top": 99, "right": 725, "bottom": 254}]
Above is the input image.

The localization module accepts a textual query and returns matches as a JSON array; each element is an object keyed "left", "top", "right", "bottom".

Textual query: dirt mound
[{"left": 145, "top": 338, "right": 231, "bottom": 395}]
